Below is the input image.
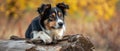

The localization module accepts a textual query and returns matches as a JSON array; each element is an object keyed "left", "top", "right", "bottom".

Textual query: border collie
[{"left": 25, "top": 3, "right": 69, "bottom": 44}]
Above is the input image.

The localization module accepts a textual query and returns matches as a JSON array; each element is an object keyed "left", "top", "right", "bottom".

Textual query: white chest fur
[{"left": 49, "top": 25, "right": 65, "bottom": 40}]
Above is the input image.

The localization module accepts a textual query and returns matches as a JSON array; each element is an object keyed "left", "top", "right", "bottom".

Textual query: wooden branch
[{"left": 0, "top": 34, "right": 95, "bottom": 51}]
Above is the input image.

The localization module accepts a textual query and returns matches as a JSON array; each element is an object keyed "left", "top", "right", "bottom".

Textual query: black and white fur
[{"left": 25, "top": 3, "right": 69, "bottom": 44}]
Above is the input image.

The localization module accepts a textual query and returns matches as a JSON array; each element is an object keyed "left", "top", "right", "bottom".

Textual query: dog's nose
[{"left": 58, "top": 22, "right": 63, "bottom": 27}]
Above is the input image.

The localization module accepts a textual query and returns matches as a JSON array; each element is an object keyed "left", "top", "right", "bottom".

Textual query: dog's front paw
[
  {"left": 54, "top": 35, "right": 63, "bottom": 40},
  {"left": 39, "top": 32, "right": 52, "bottom": 44},
  {"left": 42, "top": 35, "right": 52, "bottom": 44}
]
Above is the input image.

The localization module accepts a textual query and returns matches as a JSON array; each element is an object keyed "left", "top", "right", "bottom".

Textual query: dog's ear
[
  {"left": 56, "top": 3, "right": 69, "bottom": 15},
  {"left": 37, "top": 4, "right": 51, "bottom": 16}
]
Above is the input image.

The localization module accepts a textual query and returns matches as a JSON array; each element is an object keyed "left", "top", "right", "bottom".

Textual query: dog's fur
[{"left": 25, "top": 3, "right": 69, "bottom": 44}]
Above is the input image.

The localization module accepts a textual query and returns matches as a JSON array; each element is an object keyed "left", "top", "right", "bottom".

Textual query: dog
[{"left": 25, "top": 3, "right": 69, "bottom": 44}]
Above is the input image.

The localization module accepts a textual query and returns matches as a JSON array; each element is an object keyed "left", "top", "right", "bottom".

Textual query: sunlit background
[{"left": 0, "top": 0, "right": 120, "bottom": 51}]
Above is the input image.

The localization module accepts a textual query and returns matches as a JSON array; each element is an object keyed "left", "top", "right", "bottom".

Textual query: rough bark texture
[{"left": 0, "top": 34, "right": 95, "bottom": 51}]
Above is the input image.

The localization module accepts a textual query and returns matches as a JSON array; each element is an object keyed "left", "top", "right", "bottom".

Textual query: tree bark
[{"left": 0, "top": 34, "right": 94, "bottom": 51}]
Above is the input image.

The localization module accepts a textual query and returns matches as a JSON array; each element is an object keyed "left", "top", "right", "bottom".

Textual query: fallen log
[{"left": 0, "top": 34, "right": 95, "bottom": 51}]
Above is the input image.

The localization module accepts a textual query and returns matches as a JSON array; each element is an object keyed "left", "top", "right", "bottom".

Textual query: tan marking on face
[
  {"left": 58, "top": 12, "right": 62, "bottom": 16},
  {"left": 44, "top": 19, "right": 56, "bottom": 30}
]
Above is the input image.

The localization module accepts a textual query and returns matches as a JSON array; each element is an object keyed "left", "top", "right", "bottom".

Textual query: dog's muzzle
[{"left": 51, "top": 22, "right": 64, "bottom": 29}]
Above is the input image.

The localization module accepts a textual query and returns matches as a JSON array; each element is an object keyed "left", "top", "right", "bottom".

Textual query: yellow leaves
[
  {"left": 5, "top": 0, "right": 26, "bottom": 19},
  {"left": 27, "top": 0, "right": 42, "bottom": 9},
  {"left": 2, "top": 0, "right": 118, "bottom": 21},
  {"left": 16, "top": 0, "right": 26, "bottom": 10},
  {"left": 101, "top": 1, "right": 116, "bottom": 20},
  {"left": 78, "top": 0, "right": 88, "bottom": 7},
  {"left": 95, "top": 5, "right": 103, "bottom": 16},
  {"left": 68, "top": 0, "right": 78, "bottom": 13},
  {"left": 77, "top": 0, "right": 117, "bottom": 21},
  {"left": 6, "top": 0, "right": 11, "bottom": 3},
  {"left": 28, "top": 1, "right": 35, "bottom": 8}
]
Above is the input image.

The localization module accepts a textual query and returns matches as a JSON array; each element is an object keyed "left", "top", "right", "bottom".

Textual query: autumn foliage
[
  {"left": 0, "top": 0, "right": 120, "bottom": 51},
  {"left": 0, "top": 0, "right": 118, "bottom": 20}
]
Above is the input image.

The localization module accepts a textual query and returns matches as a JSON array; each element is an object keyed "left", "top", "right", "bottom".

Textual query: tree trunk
[{"left": 0, "top": 34, "right": 94, "bottom": 51}]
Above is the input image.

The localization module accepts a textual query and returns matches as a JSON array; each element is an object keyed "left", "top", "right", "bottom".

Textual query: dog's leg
[{"left": 32, "top": 31, "right": 52, "bottom": 44}]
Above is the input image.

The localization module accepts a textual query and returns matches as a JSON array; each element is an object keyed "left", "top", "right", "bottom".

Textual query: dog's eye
[
  {"left": 50, "top": 15, "right": 55, "bottom": 18},
  {"left": 49, "top": 15, "right": 55, "bottom": 21},
  {"left": 49, "top": 17, "right": 54, "bottom": 21},
  {"left": 49, "top": 13, "right": 55, "bottom": 19},
  {"left": 49, "top": 18, "right": 53, "bottom": 21},
  {"left": 58, "top": 12, "right": 62, "bottom": 17}
]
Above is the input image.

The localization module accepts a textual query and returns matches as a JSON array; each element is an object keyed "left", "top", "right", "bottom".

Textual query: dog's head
[{"left": 37, "top": 3, "right": 69, "bottom": 30}]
